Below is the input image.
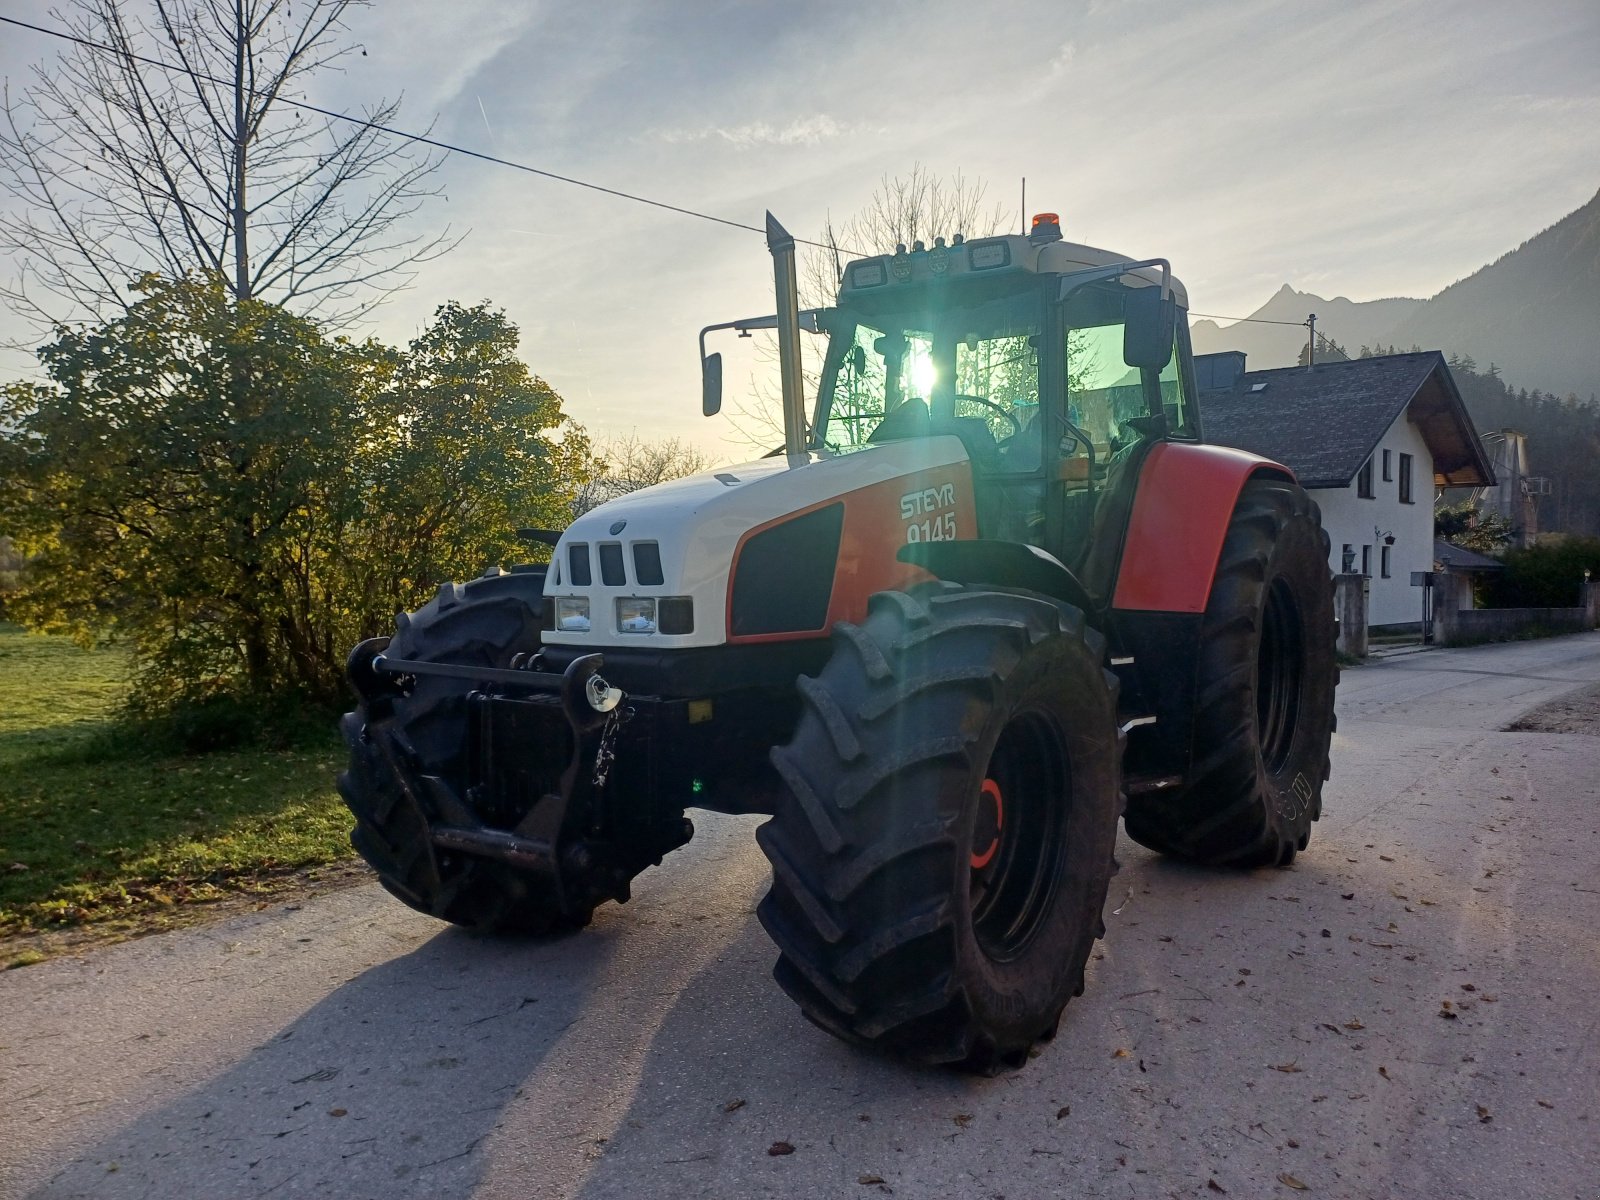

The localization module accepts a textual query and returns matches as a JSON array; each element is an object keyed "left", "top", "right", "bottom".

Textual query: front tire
[
  {"left": 338, "top": 567, "right": 596, "bottom": 934},
  {"left": 757, "top": 583, "right": 1123, "bottom": 1072},
  {"left": 1124, "top": 479, "right": 1336, "bottom": 867}
]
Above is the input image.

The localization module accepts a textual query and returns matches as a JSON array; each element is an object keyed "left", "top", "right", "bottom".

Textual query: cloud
[{"left": 650, "top": 115, "right": 880, "bottom": 150}]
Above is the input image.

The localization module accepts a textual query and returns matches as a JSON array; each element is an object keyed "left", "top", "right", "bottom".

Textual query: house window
[
  {"left": 1382, "top": 449, "right": 1392, "bottom": 481},
  {"left": 1381, "top": 545, "right": 1392, "bottom": 578},
  {"left": 1357, "top": 457, "right": 1374, "bottom": 498},
  {"left": 1399, "top": 453, "right": 1414, "bottom": 504},
  {"left": 1362, "top": 545, "right": 1372, "bottom": 576}
]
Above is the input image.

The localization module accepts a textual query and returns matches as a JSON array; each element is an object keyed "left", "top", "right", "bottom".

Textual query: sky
[{"left": 2, "top": 0, "right": 1598, "bottom": 462}]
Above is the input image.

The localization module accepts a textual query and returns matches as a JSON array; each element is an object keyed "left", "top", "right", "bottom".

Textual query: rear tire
[
  {"left": 338, "top": 567, "right": 596, "bottom": 934},
  {"left": 1124, "top": 479, "right": 1336, "bottom": 867},
  {"left": 758, "top": 583, "right": 1123, "bottom": 1072}
]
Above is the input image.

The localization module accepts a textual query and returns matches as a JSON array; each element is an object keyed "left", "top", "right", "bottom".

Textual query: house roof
[
  {"left": 1198, "top": 351, "right": 1496, "bottom": 489},
  {"left": 1433, "top": 539, "right": 1504, "bottom": 572}
]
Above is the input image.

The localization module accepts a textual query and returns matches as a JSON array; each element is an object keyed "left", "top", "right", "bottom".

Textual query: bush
[
  {"left": 1480, "top": 537, "right": 1600, "bottom": 608},
  {"left": 0, "top": 276, "right": 599, "bottom": 711}
]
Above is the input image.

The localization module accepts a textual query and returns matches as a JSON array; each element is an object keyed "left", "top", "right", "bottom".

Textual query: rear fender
[{"left": 1112, "top": 442, "right": 1294, "bottom": 614}]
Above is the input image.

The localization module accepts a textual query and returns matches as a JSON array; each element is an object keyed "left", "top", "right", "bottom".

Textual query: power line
[
  {"left": 1190, "top": 311, "right": 1311, "bottom": 328},
  {"left": 0, "top": 14, "right": 863, "bottom": 255}
]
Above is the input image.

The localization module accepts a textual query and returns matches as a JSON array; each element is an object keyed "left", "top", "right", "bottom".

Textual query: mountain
[
  {"left": 1191, "top": 286, "right": 1423, "bottom": 366},
  {"left": 1381, "top": 188, "right": 1600, "bottom": 401},
  {"left": 1190, "top": 189, "right": 1600, "bottom": 401}
]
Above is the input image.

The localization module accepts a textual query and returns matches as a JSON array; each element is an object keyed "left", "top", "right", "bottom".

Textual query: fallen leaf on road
[
  {"left": 1378, "top": 854, "right": 1394, "bottom": 862},
  {"left": 1461, "top": 983, "right": 1476, "bottom": 992},
  {"left": 953, "top": 1113, "right": 972, "bottom": 1127},
  {"left": 1537, "top": 1100, "right": 1554, "bottom": 1109},
  {"left": 1378, "top": 1066, "right": 1391, "bottom": 1080},
  {"left": 328, "top": 1108, "right": 346, "bottom": 1117},
  {"left": 1112, "top": 1048, "right": 1130, "bottom": 1058},
  {"left": 858, "top": 1174, "right": 885, "bottom": 1185},
  {"left": 1344, "top": 1019, "right": 1364, "bottom": 1030},
  {"left": 1056, "top": 1106, "right": 1071, "bottom": 1119},
  {"left": 767, "top": 1141, "right": 795, "bottom": 1156},
  {"left": 1476, "top": 1104, "right": 1492, "bottom": 1123},
  {"left": 1208, "top": 1180, "right": 1227, "bottom": 1193},
  {"left": 1278, "top": 1172, "right": 1309, "bottom": 1190},
  {"left": 1270, "top": 1062, "right": 1303, "bottom": 1073},
  {"left": 1286, "top": 1138, "right": 1300, "bottom": 1148},
  {"left": 722, "top": 1098, "right": 745, "bottom": 1113},
  {"left": 1341, "top": 892, "right": 1355, "bottom": 900}
]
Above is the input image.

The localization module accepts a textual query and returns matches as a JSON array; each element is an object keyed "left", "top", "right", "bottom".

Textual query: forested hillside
[
  {"left": 1383, "top": 189, "right": 1600, "bottom": 403},
  {"left": 1193, "top": 189, "right": 1600, "bottom": 404},
  {"left": 1361, "top": 346, "right": 1600, "bottom": 536}
]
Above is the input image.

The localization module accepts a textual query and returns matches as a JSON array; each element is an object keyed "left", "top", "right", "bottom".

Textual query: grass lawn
[{"left": 0, "top": 624, "right": 354, "bottom": 961}]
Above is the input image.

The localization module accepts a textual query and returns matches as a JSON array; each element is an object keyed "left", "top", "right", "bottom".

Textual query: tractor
[{"left": 340, "top": 211, "right": 1336, "bottom": 1073}]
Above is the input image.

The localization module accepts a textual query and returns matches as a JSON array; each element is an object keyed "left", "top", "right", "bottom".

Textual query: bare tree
[
  {"left": 799, "top": 163, "right": 1009, "bottom": 309},
  {"left": 725, "top": 165, "right": 1009, "bottom": 450},
  {"left": 572, "top": 433, "right": 716, "bottom": 516},
  {"left": 0, "top": 0, "right": 455, "bottom": 335}
]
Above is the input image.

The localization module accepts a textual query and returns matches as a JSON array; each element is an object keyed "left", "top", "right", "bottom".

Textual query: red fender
[{"left": 1112, "top": 442, "right": 1295, "bottom": 614}]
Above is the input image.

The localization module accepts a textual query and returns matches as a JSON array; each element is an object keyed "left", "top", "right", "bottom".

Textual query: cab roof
[{"left": 837, "top": 233, "right": 1190, "bottom": 308}]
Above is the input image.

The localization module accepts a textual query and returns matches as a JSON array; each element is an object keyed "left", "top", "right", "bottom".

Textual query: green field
[{"left": 0, "top": 625, "right": 352, "bottom": 958}]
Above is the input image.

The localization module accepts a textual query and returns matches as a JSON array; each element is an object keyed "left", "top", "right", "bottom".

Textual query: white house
[{"left": 1197, "top": 351, "right": 1495, "bottom": 630}]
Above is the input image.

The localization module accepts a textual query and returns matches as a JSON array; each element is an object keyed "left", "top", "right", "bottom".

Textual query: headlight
[
  {"left": 555, "top": 597, "right": 590, "bottom": 632},
  {"left": 616, "top": 597, "right": 657, "bottom": 634}
]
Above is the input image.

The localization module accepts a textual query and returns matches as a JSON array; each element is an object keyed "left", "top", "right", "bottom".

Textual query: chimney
[{"left": 1194, "top": 350, "right": 1247, "bottom": 391}]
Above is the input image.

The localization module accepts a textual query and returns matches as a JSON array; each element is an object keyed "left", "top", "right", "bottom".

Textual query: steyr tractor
[{"left": 340, "top": 212, "right": 1336, "bottom": 1073}]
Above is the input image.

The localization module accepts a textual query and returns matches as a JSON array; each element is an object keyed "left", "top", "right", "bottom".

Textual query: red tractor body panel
[{"left": 1112, "top": 442, "right": 1295, "bottom": 614}]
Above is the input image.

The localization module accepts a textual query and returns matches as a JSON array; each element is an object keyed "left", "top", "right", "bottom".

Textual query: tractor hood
[{"left": 543, "top": 437, "right": 977, "bottom": 650}]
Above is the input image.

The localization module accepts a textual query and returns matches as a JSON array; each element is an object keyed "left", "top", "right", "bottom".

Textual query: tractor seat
[{"left": 867, "top": 397, "right": 932, "bottom": 443}]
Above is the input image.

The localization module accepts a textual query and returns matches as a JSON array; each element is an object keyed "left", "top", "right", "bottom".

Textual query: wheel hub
[{"left": 970, "top": 779, "right": 1004, "bottom": 870}]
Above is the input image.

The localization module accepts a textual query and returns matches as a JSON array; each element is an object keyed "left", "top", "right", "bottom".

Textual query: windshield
[
  {"left": 814, "top": 281, "right": 1044, "bottom": 456},
  {"left": 812, "top": 277, "right": 1193, "bottom": 461}
]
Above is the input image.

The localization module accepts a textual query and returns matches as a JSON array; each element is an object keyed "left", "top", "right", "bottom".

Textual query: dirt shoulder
[
  {"left": 1505, "top": 680, "right": 1600, "bottom": 735},
  {"left": 1, "top": 859, "right": 372, "bottom": 968}
]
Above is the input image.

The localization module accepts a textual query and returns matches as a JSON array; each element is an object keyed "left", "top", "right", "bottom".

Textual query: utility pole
[{"left": 1306, "top": 313, "right": 1317, "bottom": 369}]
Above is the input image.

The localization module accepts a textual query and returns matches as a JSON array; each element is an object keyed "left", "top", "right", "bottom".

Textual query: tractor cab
[
  {"left": 700, "top": 216, "right": 1206, "bottom": 606},
  {"left": 814, "top": 220, "right": 1201, "bottom": 596}
]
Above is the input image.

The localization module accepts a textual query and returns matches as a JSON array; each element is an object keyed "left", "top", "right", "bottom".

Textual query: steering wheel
[{"left": 956, "top": 395, "right": 1022, "bottom": 439}]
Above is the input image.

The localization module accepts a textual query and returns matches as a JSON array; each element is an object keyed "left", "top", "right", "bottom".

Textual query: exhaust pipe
[{"left": 766, "top": 212, "right": 808, "bottom": 456}]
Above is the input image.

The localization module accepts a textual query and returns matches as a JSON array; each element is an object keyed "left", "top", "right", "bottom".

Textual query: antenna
[{"left": 1020, "top": 178, "right": 1026, "bottom": 234}]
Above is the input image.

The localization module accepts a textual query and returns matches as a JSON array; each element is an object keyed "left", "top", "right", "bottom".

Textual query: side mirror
[
  {"left": 1123, "top": 286, "right": 1176, "bottom": 372},
  {"left": 702, "top": 351, "right": 723, "bottom": 417}
]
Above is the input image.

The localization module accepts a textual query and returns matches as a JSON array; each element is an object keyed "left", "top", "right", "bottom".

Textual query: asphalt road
[{"left": 4, "top": 634, "right": 1599, "bottom": 1200}]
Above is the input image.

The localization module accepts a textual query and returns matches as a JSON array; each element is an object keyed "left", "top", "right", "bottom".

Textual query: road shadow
[
  {"left": 27, "top": 916, "right": 622, "bottom": 1200},
  {"left": 562, "top": 838, "right": 1369, "bottom": 1200}
]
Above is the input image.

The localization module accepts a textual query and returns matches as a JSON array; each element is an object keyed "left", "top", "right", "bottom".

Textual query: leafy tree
[
  {"left": 1434, "top": 500, "right": 1513, "bottom": 554},
  {"left": 0, "top": 0, "right": 451, "bottom": 336},
  {"left": 0, "top": 275, "right": 595, "bottom": 708}
]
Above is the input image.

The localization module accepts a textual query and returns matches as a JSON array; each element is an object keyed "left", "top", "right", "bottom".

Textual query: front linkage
[{"left": 345, "top": 638, "right": 693, "bottom": 928}]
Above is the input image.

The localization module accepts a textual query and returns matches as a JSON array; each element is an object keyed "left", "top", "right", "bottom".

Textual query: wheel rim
[
  {"left": 969, "top": 710, "right": 1070, "bottom": 962},
  {"left": 1257, "top": 576, "right": 1305, "bottom": 773}
]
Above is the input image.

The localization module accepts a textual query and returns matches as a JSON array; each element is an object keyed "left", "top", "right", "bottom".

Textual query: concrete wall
[
  {"left": 1311, "top": 412, "right": 1435, "bottom": 628},
  {"left": 1434, "top": 581, "right": 1600, "bottom": 647}
]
